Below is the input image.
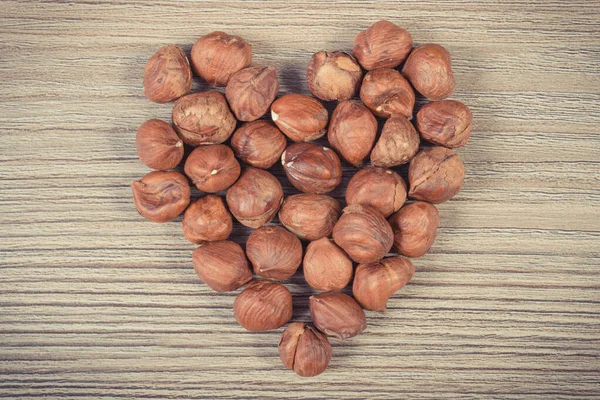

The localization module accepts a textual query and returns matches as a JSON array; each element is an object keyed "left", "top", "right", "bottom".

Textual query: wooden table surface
[{"left": 1, "top": 1, "right": 599, "bottom": 398}]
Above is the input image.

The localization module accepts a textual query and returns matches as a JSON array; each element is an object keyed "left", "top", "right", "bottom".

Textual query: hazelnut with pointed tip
[
  {"left": 143, "top": 45, "right": 192, "bottom": 103},
  {"left": 371, "top": 116, "right": 420, "bottom": 167},
  {"left": 303, "top": 238, "right": 353, "bottom": 291},
  {"left": 136, "top": 119, "right": 184, "bottom": 171},
  {"left": 279, "top": 323, "right": 333, "bottom": 377},
  {"left": 327, "top": 101, "right": 377, "bottom": 167},
  {"left": 226, "top": 66, "right": 279, "bottom": 121}
]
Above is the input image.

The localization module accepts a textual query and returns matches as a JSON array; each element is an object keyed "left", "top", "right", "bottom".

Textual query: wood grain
[{"left": 1, "top": 0, "right": 599, "bottom": 398}]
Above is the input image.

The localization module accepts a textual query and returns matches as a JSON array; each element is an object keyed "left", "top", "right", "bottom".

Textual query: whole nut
[
  {"left": 136, "top": 119, "right": 184, "bottom": 170},
  {"left": 309, "top": 292, "right": 366, "bottom": 340},
  {"left": 371, "top": 116, "right": 420, "bottom": 167},
  {"left": 172, "top": 91, "right": 236, "bottom": 146},
  {"left": 184, "top": 144, "right": 241, "bottom": 193},
  {"left": 346, "top": 167, "right": 407, "bottom": 218},
  {"left": 190, "top": 31, "right": 252, "bottom": 87},
  {"left": 282, "top": 143, "right": 342, "bottom": 194},
  {"left": 234, "top": 280, "right": 293, "bottom": 331},
  {"left": 416, "top": 100, "right": 473, "bottom": 148},
  {"left": 226, "top": 66, "right": 279, "bottom": 121},
  {"left": 360, "top": 68, "right": 415, "bottom": 118},
  {"left": 389, "top": 201, "right": 439, "bottom": 257},
  {"left": 327, "top": 101, "right": 377, "bottom": 167},
  {"left": 182, "top": 195, "right": 232, "bottom": 244},
  {"left": 408, "top": 146, "right": 465, "bottom": 204},
  {"left": 402, "top": 44, "right": 454, "bottom": 101},
  {"left": 332, "top": 204, "right": 394, "bottom": 264},
  {"left": 278, "top": 323, "right": 332, "bottom": 377},
  {"left": 131, "top": 171, "right": 190, "bottom": 223},
  {"left": 271, "top": 94, "right": 328, "bottom": 142},
  {"left": 352, "top": 256, "right": 415, "bottom": 311},
  {"left": 230, "top": 121, "right": 286, "bottom": 169},
  {"left": 278, "top": 194, "right": 341, "bottom": 240},
  {"left": 353, "top": 20, "right": 413, "bottom": 70},
  {"left": 143, "top": 45, "right": 192, "bottom": 103},
  {"left": 306, "top": 51, "right": 362, "bottom": 101},
  {"left": 192, "top": 240, "right": 251, "bottom": 292},
  {"left": 226, "top": 168, "right": 283, "bottom": 228},
  {"left": 246, "top": 226, "right": 303, "bottom": 280},
  {"left": 303, "top": 238, "right": 353, "bottom": 291}
]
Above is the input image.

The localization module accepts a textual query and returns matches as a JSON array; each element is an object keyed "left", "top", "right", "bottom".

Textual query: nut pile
[{"left": 132, "top": 20, "right": 471, "bottom": 377}]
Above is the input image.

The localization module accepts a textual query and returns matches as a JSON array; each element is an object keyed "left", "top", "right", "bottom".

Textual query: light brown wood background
[{"left": 1, "top": 0, "right": 599, "bottom": 398}]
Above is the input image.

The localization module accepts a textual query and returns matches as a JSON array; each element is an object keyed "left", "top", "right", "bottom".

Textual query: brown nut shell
[
  {"left": 306, "top": 51, "right": 362, "bottom": 101},
  {"left": 271, "top": 94, "right": 328, "bottom": 142},
  {"left": 371, "top": 116, "right": 420, "bottom": 167},
  {"left": 190, "top": 31, "right": 252, "bottom": 87},
  {"left": 353, "top": 20, "right": 413, "bottom": 70},
  {"left": 131, "top": 171, "right": 190, "bottom": 223},
  {"left": 408, "top": 147, "right": 465, "bottom": 204},
  {"left": 346, "top": 167, "right": 407, "bottom": 218},
  {"left": 352, "top": 256, "right": 415, "bottom": 311},
  {"left": 192, "top": 241, "right": 251, "bottom": 292},
  {"left": 182, "top": 195, "right": 232, "bottom": 244},
  {"left": 184, "top": 144, "right": 241, "bottom": 193},
  {"left": 230, "top": 121, "right": 287, "bottom": 169},
  {"left": 389, "top": 201, "right": 439, "bottom": 257},
  {"left": 278, "top": 194, "right": 342, "bottom": 241},
  {"left": 246, "top": 226, "right": 303, "bottom": 280},
  {"left": 303, "top": 238, "right": 353, "bottom": 291},
  {"left": 327, "top": 101, "right": 377, "bottom": 167},
  {"left": 226, "top": 66, "right": 279, "bottom": 121},
  {"left": 234, "top": 280, "right": 293, "bottom": 331},
  {"left": 172, "top": 91, "right": 236, "bottom": 146},
  {"left": 402, "top": 44, "right": 454, "bottom": 101},
  {"left": 282, "top": 143, "right": 342, "bottom": 194},
  {"left": 416, "top": 100, "right": 472, "bottom": 148},
  {"left": 226, "top": 168, "right": 283, "bottom": 228},
  {"left": 332, "top": 204, "right": 394, "bottom": 264},
  {"left": 279, "top": 323, "right": 333, "bottom": 377},
  {"left": 143, "top": 45, "right": 192, "bottom": 103},
  {"left": 309, "top": 292, "right": 367, "bottom": 340},
  {"left": 136, "top": 119, "right": 184, "bottom": 170},
  {"left": 360, "top": 68, "right": 415, "bottom": 118}
]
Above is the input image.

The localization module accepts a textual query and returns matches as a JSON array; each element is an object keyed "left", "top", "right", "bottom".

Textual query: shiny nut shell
[
  {"left": 184, "top": 144, "right": 241, "bottom": 193},
  {"left": 306, "top": 51, "right": 362, "bottom": 101},
  {"left": 346, "top": 167, "right": 407, "bottom": 218},
  {"left": 278, "top": 194, "right": 342, "bottom": 241},
  {"left": 416, "top": 100, "right": 472, "bottom": 148},
  {"left": 303, "top": 238, "right": 353, "bottom": 291},
  {"left": 182, "top": 195, "right": 232, "bottom": 244},
  {"left": 230, "top": 121, "right": 287, "bottom": 169},
  {"left": 370, "top": 116, "right": 420, "bottom": 167},
  {"left": 327, "top": 101, "right": 377, "bottom": 167},
  {"left": 192, "top": 240, "right": 251, "bottom": 292},
  {"left": 271, "top": 94, "right": 328, "bottom": 142},
  {"left": 131, "top": 171, "right": 190, "bottom": 223},
  {"left": 143, "top": 45, "right": 192, "bottom": 103},
  {"left": 246, "top": 226, "right": 303, "bottom": 280},
  {"left": 136, "top": 119, "right": 184, "bottom": 171},
  {"left": 402, "top": 44, "right": 455, "bottom": 101},
  {"left": 281, "top": 143, "right": 342, "bottom": 194},
  {"left": 408, "top": 147, "right": 465, "bottom": 204},
  {"left": 226, "top": 66, "right": 279, "bottom": 121},
  {"left": 360, "top": 68, "right": 415, "bottom": 118},
  {"left": 234, "top": 280, "right": 293, "bottom": 331},
  {"left": 278, "top": 323, "right": 333, "bottom": 377},
  {"left": 389, "top": 201, "right": 439, "bottom": 257},
  {"left": 353, "top": 20, "right": 413, "bottom": 70},
  {"left": 309, "top": 292, "right": 367, "bottom": 340}
]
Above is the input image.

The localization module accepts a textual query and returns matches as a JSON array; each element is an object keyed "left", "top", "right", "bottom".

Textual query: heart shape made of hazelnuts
[{"left": 132, "top": 20, "right": 472, "bottom": 378}]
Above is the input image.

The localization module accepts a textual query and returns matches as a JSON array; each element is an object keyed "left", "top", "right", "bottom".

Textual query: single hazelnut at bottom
[
  {"left": 309, "top": 291, "right": 366, "bottom": 340},
  {"left": 278, "top": 322, "right": 333, "bottom": 377},
  {"left": 234, "top": 280, "right": 293, "bottom": 331}
]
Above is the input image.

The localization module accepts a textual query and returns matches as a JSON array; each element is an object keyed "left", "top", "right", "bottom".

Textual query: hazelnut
[
  {"left": 416, "top": 100, "right": 472, "bottom": 148},
  {"left": 271, "top": 94, "right": 328, "bottom": 142},
  {"left": 281, "top": 143, "right": 342, "bottom": 194},
  {"left": 346, "top": 167, "right": 407, "bottom": 218},
  {"left": 402, "top": 44, "right": 454, "bottom": 101},
  {"left": 309, "top": 292, "right": 366, "bottom": 340},
  {"left": 332, "top": 204, "right": 393, "bottom": 264},
  {"left": 353, "top": 20, "right": 413, "bottom": 70},
  {"left": 226, "top": 168, "right": 283, "bottom": 228},
  {"left": 226, "top": 66, "right": 279, "bottom": 121},
  {"left": 370, "top": 116, "right": 420, "bottom": 167},
  {"left": 143, "top": 45, "right": 192, "bottom": 103},
  {"left": 184, "top": 144, "right": 241, "bottom": 193},
  {"left": 389, "top": 201, "right": 439, "bottom": 257},
  {"left": 131, "top": 171, "right": 190, "bottom": 223},
  {"left": 190, "top": 31, "right": 252, "bottom": 87},
  {"left": 327, "top": 101, "right": 377, "bottom": 167},
  {"left": 352, "top": 256, "right": 415, "bottom": 312},
  {"left": 230, "top": 121, "right": 286, "bottom": 169},
  {"left": 192, "top": 240, "right": 251, "bottom": 292},
  {"left": 278, "top": 322, "right": 332, "bottom": 377},
  {"left": 172, "top": 91, "right": 236, "bottom": 146},
  {"left": 136, "top": 119, "right": 184, "bottom": 170},
  {"left": 303, "top": 238, "right": 353, "bottom": 291},
  {"left": 233, "top": 280, "right": 293, "bottom": 331},
  {"left": 278, "top": 194, "right": 341, "bottom": 241},
  {"left": 306, "top": 51, "right": 362, "bottom": 101},
  {"left": 360, "top": 68, "right": 415, "bottom": 118},
  {"left": 246, "top": 226, "right": 303, "bottom": 280},
  {"left": 182, "top": 195, "right": 232, "bottom": 244},
  {"left": 408, "top": 146, "right": 465, "bottom": 204}
]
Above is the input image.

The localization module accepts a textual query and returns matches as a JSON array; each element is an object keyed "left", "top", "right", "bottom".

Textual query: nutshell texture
[
  {"left": 234, "top": 280, "right": 293, "bottom": 331},
  {"left": 282, "top": 143, "right": 342, "bottom": 194},
  {"left": 278, "top": 194, "right": 342, "bottom": 241},
  {"left": 309, "top": 292, "right": 367, "bottom": 340},
  {"left": 182, "top": 195, "right": 232, "bottom": 244},
  {"left": 226, "top": 66, "right": 279, "bottom": 121},
  {"left": 303, "top": 238, "right": 353, "bottom": 291},
  {"left": 360, "top": 68, "right": 415, "bottom": 118},
  {"left": 327, "top": 101, "right": 377, "bottom": 167},
  {"left": 136, "top": 119, "right": 184, "bottom": 171},
  {"left": 402, "top": 44, "right": 455, "bottom": 101},
  {"left": 271, "top": 94, "right": 328, "bottom": 142},
  {"left": 389, "top": 201, "right": 439, "bottom": 258},
  {"left": 353, "top": 20, "right": 413, "bottom": 70},
  {"left": 306, "top": 51, "right": 362, "bottom": 101},
  {"left": 184, "top": 144, "right": 241, "bottom": 193},
  {"left": 279, "top": 323, "right": 332, "bottom": 377},
  {"left": 192, "top": 241, "right": 252, "bottom": 292},
  {"left": 143, "top": 45, "right": 192, "bottom": 103},
  {"left": 346, "top": 167, "right": 407, "bottom": 218},
  {"left": 230, "top": 121, "right": 286, "bottom": 169},
  {"left": 408, "top": 146, "right": 465, "bottom": 204},
  {"left": 416, "top": 100, "right": 473, "bottom": 148},
  {"left": 246, "top": 226, "right": 303, "bottom": 280},
  {"left": 371, "top": 116, "right": 420, "bottom": 167},
  {"left": 131, "top": 171, "right": 190, "bottom": 223},
  {"left": 172, "top": 91, "right": 236, "bottom": 146}
]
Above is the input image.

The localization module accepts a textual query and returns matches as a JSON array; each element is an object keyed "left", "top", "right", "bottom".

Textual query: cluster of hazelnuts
[{"left": 132, "top": 20, "right": 471, "bottom": 377}]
